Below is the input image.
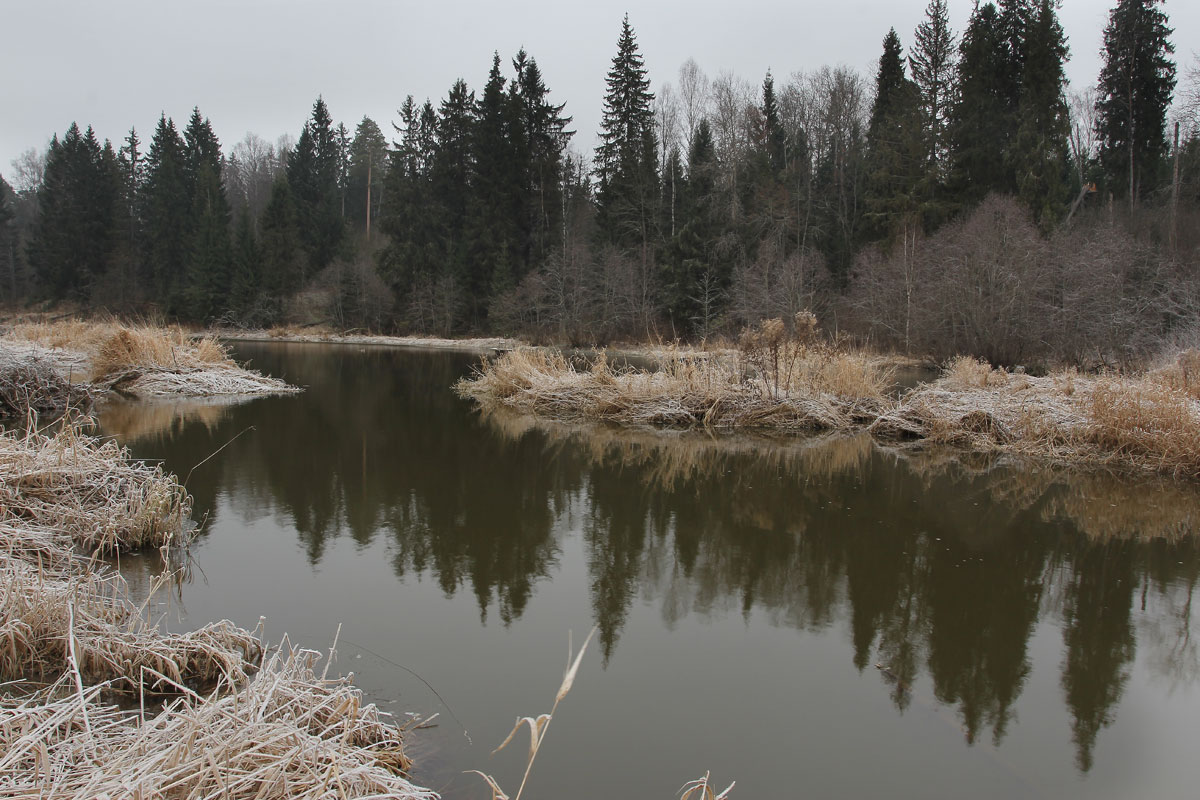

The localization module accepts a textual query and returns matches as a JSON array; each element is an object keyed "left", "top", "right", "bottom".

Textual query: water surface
[{"left": 102, "top": 342, "right": 1200, "bottom": 799}]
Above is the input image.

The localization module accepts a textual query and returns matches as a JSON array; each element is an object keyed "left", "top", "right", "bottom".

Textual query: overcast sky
[{"left": 3, "top": 0, "right": 1196, "bottom": 181}]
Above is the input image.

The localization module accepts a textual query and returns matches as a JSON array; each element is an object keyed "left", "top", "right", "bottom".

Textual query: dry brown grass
[
  {"left": 0, "top": 420, "right": 430, "bottom": 799},
  {"left": 0, "top": 647, "right": 434, "bottom": 800},
  {"left": 873, "top": 358, "right": 1200, "bottom": 479},
  {"left": 4, "top": 318, "right": 299, "bottom": 398},
  {"left": 459, "top": 318, "right": 893, "bottom": 433},
  {"left": 0, "top": 421, "right": 191, "bottom": 554}
]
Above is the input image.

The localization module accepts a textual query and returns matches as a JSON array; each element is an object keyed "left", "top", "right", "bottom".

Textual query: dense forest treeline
[{"left": 2, "top": 0, "right": 1198, "bottom": 366}]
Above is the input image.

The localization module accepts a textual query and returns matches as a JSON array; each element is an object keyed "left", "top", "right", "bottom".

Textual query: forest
[{"left": 1, "top": 0, "right": 1197, "bottom": 368}]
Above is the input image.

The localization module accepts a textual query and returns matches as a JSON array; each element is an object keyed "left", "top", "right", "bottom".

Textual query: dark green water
[{"left": 101, "top": 342, "right": 1200, "bottom": 799}]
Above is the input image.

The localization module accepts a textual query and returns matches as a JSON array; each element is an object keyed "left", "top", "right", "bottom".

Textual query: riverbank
[
  {"left": 221, "top": 325, "right": 521, "bottom": 354},
  {"left": 459, "top": 328, "right": 1200, "bottom": 479},
  {"left": 0, "top": 420, "right": 433, "bottom": 799}
]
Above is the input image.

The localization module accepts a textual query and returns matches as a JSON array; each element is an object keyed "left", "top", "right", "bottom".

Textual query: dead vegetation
[
  {"left": 458, "top": 314, "right": 893, "bottom": 432},
  {"left": 1, "top": 318, "right": 299, "bottom": 403},
  {"left": 462, "top": 317, "right": 1200, "bottom": 480},
  {"left": 0, "top": 420, "right": 430, "bottom": 799}
]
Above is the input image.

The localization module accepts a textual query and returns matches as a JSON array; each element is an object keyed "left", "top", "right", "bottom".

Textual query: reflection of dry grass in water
[
  {"left": 1042, "top": 475, "right": 1200, "bottom": 542},
  {"left": 0, "top": 421, "right": 431, "bottom": 799},
  {"left": 100, "top": 398, "right": 233, "bottom": 443},
  {"left": 4, "top": 318, "right": 298, "bottom": 398},
  {"left": 480, "top": 404, "right": 874, "bottom": 491},
  {"left": 899, "top": 447, "right": 1200, "bottom": 542},
  {"left": 459, "top": 319, "right": 892, "bottom": 432}
]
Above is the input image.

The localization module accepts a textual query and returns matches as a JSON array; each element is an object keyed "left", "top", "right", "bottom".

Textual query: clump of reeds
[
  {"left": 0, "top": 555, "right": 258, "bottom": 690},
  {"left": 0, "top": 420, "right": 191, "bottom": 554},
  {"left": 1084, "top": 376, "right": 1200, "bottom": 477},
  {"left": 5, "top": 318, "right": 299, "bottom": 398},
  {"left": 0, "top": 357, "right": 94, "bottom": 418},
  {"left": 0, "top": 647, "right": 435, "bottom": 800},
  {"left": 459, "top": 314, "right": 893, "bottom": 433}
]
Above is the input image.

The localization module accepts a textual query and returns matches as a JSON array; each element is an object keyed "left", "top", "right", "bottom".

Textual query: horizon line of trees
[{"left": 2, "top": 1, "right": 1199, "bottom": 366}]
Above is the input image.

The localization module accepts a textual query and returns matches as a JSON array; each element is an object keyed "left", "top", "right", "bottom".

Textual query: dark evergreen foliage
[{"left": 1095, "top": 0, "right": 1176, "bottom": 208}]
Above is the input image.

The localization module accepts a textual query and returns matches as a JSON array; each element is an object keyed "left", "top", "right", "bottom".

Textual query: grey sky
[{"left": 3, "top": 0, "right": 1196, "bottom": 179}]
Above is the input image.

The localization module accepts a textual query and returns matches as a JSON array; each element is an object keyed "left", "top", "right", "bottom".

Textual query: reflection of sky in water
[{"left": 102, "top": 341, "right": 1200, "bottom": 800}]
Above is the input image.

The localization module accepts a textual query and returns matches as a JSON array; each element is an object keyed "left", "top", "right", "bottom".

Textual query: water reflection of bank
[{"left": 101, "top": 343, "right": 1200, "bottom": 776}]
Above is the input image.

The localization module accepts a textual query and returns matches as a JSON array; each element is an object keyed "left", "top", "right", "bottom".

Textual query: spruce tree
[
  {"left": 909, "top": 0, "right": 956, "bottom": 223},
  {"left": 467, "top": 53, "right": 522, "bottom": 323},
  {"left": 259, "top": 175, "right": 303, "bottom": 312},
  {"left": 287, "top": 97, "right": 345, "bottom": 273},
  {"left": 948, "top": 3, "right": 1014, "bottom": 205},
  {"left": 141, "top": 115, "right": 190, "bottom": 305},
  {"left": 229, "top": 204, "right": 262, "bottom": 321},
  {"left": 760, "top": 71, "right": 787, "bottom": 177},
  {"left": 1013, "top": 0, "right": 1071, "bottom": 226},
  {"left": 30, "top": 124, "right": 116, "bottom": 301},
  {"left": 1095, "top": 0, "right": 1176, "bottom": 209},
  {"left": 594, "top": 14, "right": 659, "bottom": 251},
  {"left": 866, "top": 29, "right": 926, "bottom": 241},
  {"left": 511, "top": 50, "right": 572, "bottom": 275},
  {"left": 182, "top": 109, "right": 231, "bottom": 318}
]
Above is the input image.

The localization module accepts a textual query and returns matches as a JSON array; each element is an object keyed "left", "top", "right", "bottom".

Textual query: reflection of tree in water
[
  {"left": 1061, "top": 538, "right": 1136, "bottom": 772},
  {"left": 108, "top": 345, "right": 1200, "bottom": 773},
  {"left": 112, "top": 344, "right": 565, "bottom": 625}
]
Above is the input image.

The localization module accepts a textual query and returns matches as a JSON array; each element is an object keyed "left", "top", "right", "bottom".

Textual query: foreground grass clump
[
  {"left": 458, "top": 315, "right": 893, "bottom": 432},
  {"left": 0, "top": 421, "right": 430, "bottom": 799},
  {"left": 3, "top": 318, "right": 299, "bottom": 398}
]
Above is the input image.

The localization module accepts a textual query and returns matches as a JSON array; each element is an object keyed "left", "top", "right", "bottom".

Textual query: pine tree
[
  {"left": 1095, "top": 0, "right": 1176, "bottom": 209},
  {"left": 663, "top": 118, "right": 724, "bottom": 333},
  {"left": 347, "top": 116, "right": 387, "bottom": 235},
  {"left": 1013, "top": 0, "right": 1071, "bottom": 226},
  {"left": 431, "top": 78, "right": 477, "bottom": 309},
  {"left": 594, "top": 14, "right": 659, "bottom": 251}
]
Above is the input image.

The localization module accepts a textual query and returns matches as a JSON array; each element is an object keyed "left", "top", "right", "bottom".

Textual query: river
[{"left": 100, "top": 341, "right": 1200, "bottom": 799}]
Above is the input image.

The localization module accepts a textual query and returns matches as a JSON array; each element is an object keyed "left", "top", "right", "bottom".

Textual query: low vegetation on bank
[
  {"left": 0, "top": 420, "right": 432, "bottom": 799},
  {"left": 0, "top": 318, "right": 298, "bottom": 411},
  {"left": 460, "top": 315, "right": 1200, "bottom": 480},
  {"left": 458, "top": 314, "right": 894, "bottom": 431}
]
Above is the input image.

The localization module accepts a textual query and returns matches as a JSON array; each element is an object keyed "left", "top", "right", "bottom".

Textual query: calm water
[{"left": 101, "top": 342, "right": 1200, "bottom": 799}]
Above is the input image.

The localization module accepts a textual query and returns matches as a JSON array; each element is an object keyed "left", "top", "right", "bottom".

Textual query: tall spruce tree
[
  {"left": 1013, "top": 0, "right": 1071, "bottom": 226},
  {"left": 182, "top": 109, "right": 231, "bottom": 318},
  {"left": 259, "top": 175, "right": 303, "bottom": 311},
  {"left": 948, "top": 3, "right": 1014, "bottom": 206},
  {"left": 909, "top": 0, "right": 957, "bottom": 223},
  {"left": 511, "top": 50, "right": 573, "bottom": 276},
  {"left": 141, "top": 115, "right": 189, "bottom": 305},
  {"left": 467, "top": 53, "right": 522, "bottom": 323},
  {"left": 287, "top": 97, "right": 345, "bottom": 274},
  {"left": 594, "top": 14, "right": 659, "bottom": 251},
  {"left": 866, "top": 29, "right": 926, "bottom": 241},
  {"left": 1095, "top": 0, "right": 1176, "bottom": 210},
  {"left": 30, "top": 124, "right": 116, "bottom": 301}
]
